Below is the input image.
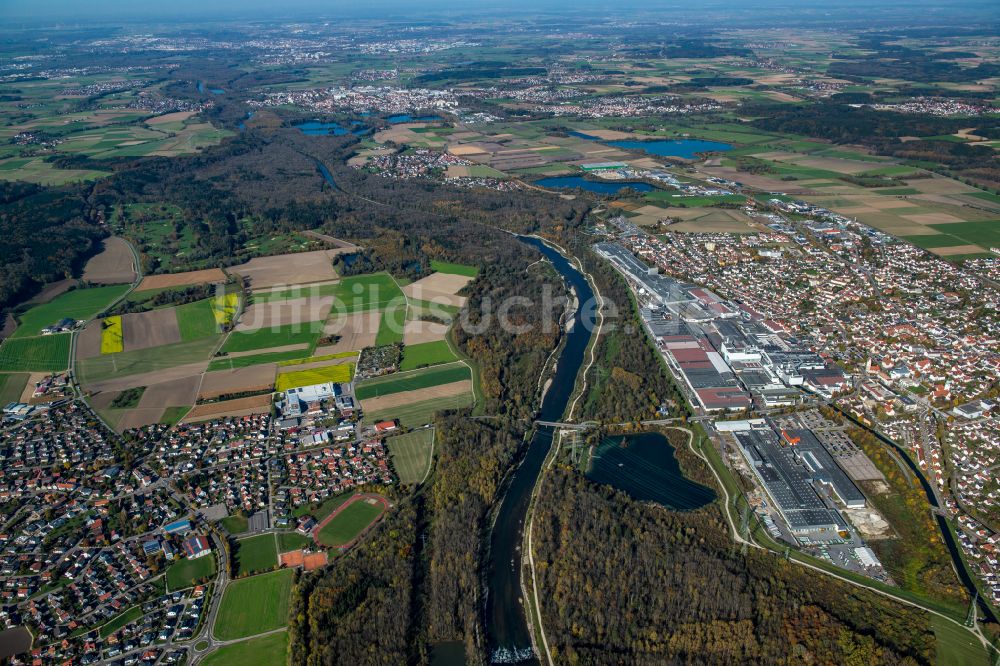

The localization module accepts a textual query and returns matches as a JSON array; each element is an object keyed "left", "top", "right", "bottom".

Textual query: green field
[
  {"left": 922, "top": 221, "right": 1000, "bottom": 251},
  {"left": 252, "top": 282, "right": 340, "bottom": 303},
  {"left": 202, "top": 629, "right": 288, "bottom": 666},
  {"left": 175, "top": 299, "right": 220, "bottom": 341},
  {"left": 0, "top": 372, "right": 30, "bottom": 404},
  {"left": 400, "top": 340, "right": 457, "bottom": 370},
  {"left": 10, "top": 285, "right": 130, "bottom": 338},
  {"left": 99, "top": 606, "right": 143, "bottom": 638},
  {"left": 429, "top": 260, "right": 479, "bottom": 277},
  {"left": 78, "top": 335, "right": 221, "bottom": 384},
  {"left": 355, "top": 363, "right": 470, "bottom": 400},
  {"left": 292, "top": 493, "right": 353, "bottom": 521},
  {"left": 277, "top": 532, "right": 313, "bottom": 553},
  {"left": 165, "top": 553, "right": 216, "bottom": 591},
  {"left": 363, "top": 392, "right": 474, "bottom": 428},
  {"left": 315, "top": 498, "right": 386, "bottom": 547},
  {"left": 160, "top": 406, "right": 189, "bottom": 426},
  {"left": 234, "top": 534, "right": 278, "bottom": 576},
  {"left": 220, "top": 322, "right": 323, "bottom": 354},
  {"left": 221, "top": 514, "right": 249, "bottom": 535},
  {"left": 376, "top": 305, "right": 407, "bottom": 346},
  {"left": 330, "top": 273, "right": 404, "bottom": 313},
  {"left": 207, "top": 348, "right": 310, "bottom": 371},
  {"left": 0, "top": 334, "right": 70, "bottom": 372},
  {"left": 214, "top": 568, "right": 294, "bottom": 640},
  {"left": 932, "top": 615, "right": 990, "bottom": 666},
  {"left": 387, "top": 429, "right": 434, "bottom": 484}
]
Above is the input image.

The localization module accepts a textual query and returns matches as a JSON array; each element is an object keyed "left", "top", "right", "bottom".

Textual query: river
[{"left": 484, "top": 236, "right": 596, "bottom": 664}]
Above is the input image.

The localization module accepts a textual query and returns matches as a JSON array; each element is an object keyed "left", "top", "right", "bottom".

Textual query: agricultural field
[
  {"left": 275, "top": 362, "right": 355, "bottom": 391},
  {"left": 214, "top": 568, "right": 294, "bottom": 640},
  {"left": 330, "top": 272, "right": 404, "bottom": 313},
  {"left": 221, "top": 321, "right": 323, "bottom": 354},
  {"left": 234, "top": 534, "right": 278, "bottom": 576},
  {"left": 0, "top": 335, "right": 70, "bottom": 372},
  {"left": 0, "top": 373, "right": 30, "bottom": 405},
  {"left": 165, "top": 553, "right": 216, "bottom": 591},
  {"left": 400, "top": 340, "right": 458, "bottom": 370},
  {"left": 429, "top": 260, "right": 479, "bottom": 277},
  {"left": 387, "top": 429, "right": 435, "bottom": 484},
  {"left": 362, "top": 392, "right": 474, "bottom": 429},
  {"left": 375, "top": 305, "right": 407, "bottom": 346},
  {"left": 202, "top": 630, "right": 288, "bottom": 666},
  {"left": 314, "top": 495, "right": 387, "bottom": 548},
  {"left": 100, "top": 316, "right": 124, "bottom": 354},
  {"left": 355, "top": 363, "right": 471, "bottom": 399},
  {"left": 8, "top": 285, "right": 130, "bottom": 339}
]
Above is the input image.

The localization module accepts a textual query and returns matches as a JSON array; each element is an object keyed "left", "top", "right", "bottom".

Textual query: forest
[
  {"left": 0, "top": 181, "right": 105, "bottom": 313},
  {"left": 533, "top": 467, "right": 938, "bottom": 665},
  {"left": 574, "top": 241, "right": 683, "bottom": 422}
]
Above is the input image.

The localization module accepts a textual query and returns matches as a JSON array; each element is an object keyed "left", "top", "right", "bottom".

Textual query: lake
[
  {"left": 387, "top": 114, "right": 439, "bottom": 123},
  {"left": 586, "top": 432, "right": 716, "bottom": 509},
  {"left": 535, "top": 176, "right": 653, "bottom": 194},
  {"left": 295, "top": 120, "right": 368, "bottom": 136},
  {"left": 608, "top": 138, "right": 733, "bottom": 159},
  {"left": 568, "top": 130, "right": 733, "bottom": 159}
]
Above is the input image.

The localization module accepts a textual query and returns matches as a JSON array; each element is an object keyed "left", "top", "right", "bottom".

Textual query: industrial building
[{"left": 735, "top": 427, "right": 843, "bottom": 536}]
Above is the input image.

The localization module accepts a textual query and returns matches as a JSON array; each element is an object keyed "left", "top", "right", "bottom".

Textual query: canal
[{"left": 484, "top": 236, "right": 596, "bottom": 664}]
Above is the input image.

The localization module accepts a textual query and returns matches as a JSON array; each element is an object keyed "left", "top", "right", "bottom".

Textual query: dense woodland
[
  {"left": 534, "top": 467, "right": 938, "bottom": 665},
  {"left": 574, "top": 242, "right": 683, "bottom": 422},
  {"left": 0, "top": 182, "right": 105, "bottom": 313},
  {"left": 288, "top": 501, "right": 422, "bottom": 665},
  {"left": 750, "top": 102, "right": 1000, "bottom": 187}
]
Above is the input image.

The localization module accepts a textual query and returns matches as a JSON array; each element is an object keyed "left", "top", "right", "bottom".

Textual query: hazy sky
[{"left": 3, "top": 0, "right": 996, "bottom": 22}]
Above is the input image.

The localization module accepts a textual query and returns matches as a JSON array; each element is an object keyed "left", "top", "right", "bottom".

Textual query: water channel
[{"left": 483, "top": 236, "right": 596, "bottom": 663}]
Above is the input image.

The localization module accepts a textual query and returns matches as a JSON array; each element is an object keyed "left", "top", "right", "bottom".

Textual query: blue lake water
[
  {"left": 587, "top": 432, "right": 716, "bottom": 509},
  {"left": 535, "top": 176, "right": 653, "bottom": 194},
  {"left": 568, "top": 130, "right": 733, "bottom": 159},
  {"left": 295, "top": 120, "right": 368, "bottom": 136},
  {"left": 608, "top": 139, "right": 733, "bottom": 158},
  {"left": 387, "top": 114, "right": 439, "bottom": 123}
]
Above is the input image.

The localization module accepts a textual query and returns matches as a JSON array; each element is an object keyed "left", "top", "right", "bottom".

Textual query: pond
[
  {"left": 535, "top": 175, "right": 653, "bottom": 194},
  {"left": 294, "top": 120, "right": 368, "bottom": 136},
  {"left": 586, "top": 432, "right": 716, "bottom": 509}
]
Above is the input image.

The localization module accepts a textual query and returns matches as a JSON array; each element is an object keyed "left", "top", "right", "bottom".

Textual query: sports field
[
  {"left": 387, "top": 429, "right": 435, "bottom": 484},
  {"left": 0, "top": 335, "right": 70, "bottom": 372},
  {"left": 234, "top": 534, "right": 278, "bottom": 576},
  {"left": 214, "top": 568, "right": 294, "bottom": 640},
  {"left": 165, "top": 553, "right": 216, "bottom": 591},
  {"left": 330, "top": 273, "right": 404, "bottom": 313},
  {"left": 101, "top": 316, "right": 124, "bottom": 354},
  {"left": 314, "top": 496, "right": 387, "bottom": 548},
  {"left": 275, "top": 363, "right": 355, "bottom": 391},
  {"left": 400, "top": 340, "right": 457, "bottom": 370},
  {"left": 202, "top": 629, "right": 288, "bottom": 666},
  {"left": 9, "top": 285, "right": 129, "bottom": 338},
  {"left": 355, "top": 363, "right": 470, "bottom": 399}
]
